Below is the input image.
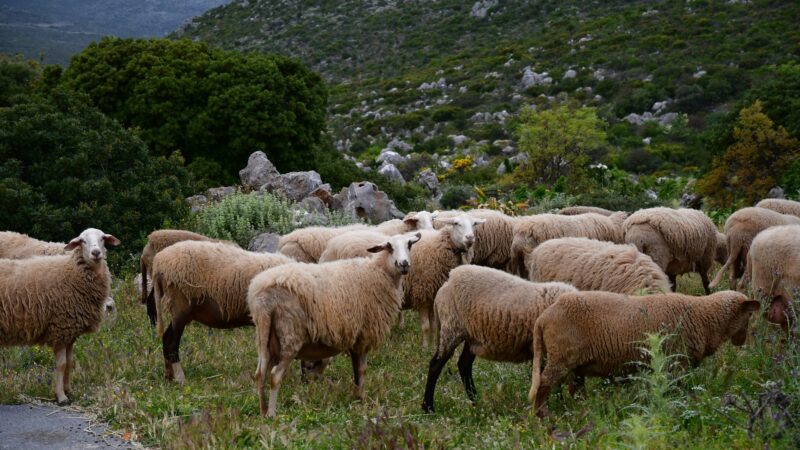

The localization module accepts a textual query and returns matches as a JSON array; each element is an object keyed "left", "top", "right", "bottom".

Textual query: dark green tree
[
  {"left": 0, "top": 88, "right": 189, "bottom": 266},
  {"left": 59, "top": 38, "right": 328, "bottom": 183}
]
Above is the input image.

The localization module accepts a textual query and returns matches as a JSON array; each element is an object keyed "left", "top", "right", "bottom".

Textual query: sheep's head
[
  {"left": 367, "top": 232, "right": 421, "bottom": 275},
  {"left": 435, "top": 215, "right": 486, "bottom": 251},
  {"left": 403, "top": 210, "right": 439, "bottom": 231},
  {"left": 65, "top": 228, "right": 121, "bottom": 269},
  {"left": 727, "top": 295, "right": 760, "bottom": 346}
]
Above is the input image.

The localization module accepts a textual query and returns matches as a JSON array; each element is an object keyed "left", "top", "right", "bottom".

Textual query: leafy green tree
[
  {"left": 514, "top": 104, "right": 607, "bottom": 186},
  {"left": 0, "top": 88, "right": 189, "bottom": 266},
  {"left": 59, "top": 38, "right": 328, "bottom": 183},
  {"left": 0, "top": 56, "right": 40, "bottom": 107},
  {"left": 696, "top": 101, "right": 800, "bottom": 208}
]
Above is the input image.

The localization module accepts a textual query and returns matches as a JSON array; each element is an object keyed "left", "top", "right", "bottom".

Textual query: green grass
[{"left": 1, "top": 272, "right": 797, "bottom": 448}]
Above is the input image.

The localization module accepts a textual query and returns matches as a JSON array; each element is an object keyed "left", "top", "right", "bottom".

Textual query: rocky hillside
[
  {"left": 177, "top": 0, "right": 799, "bottom": 201},
  {"left": 0, "top": 0, "right": 229, "bottom": 65}
]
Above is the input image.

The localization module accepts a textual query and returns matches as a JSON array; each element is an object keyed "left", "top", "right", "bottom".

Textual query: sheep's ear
[
  {"left": 408, "top": 232, "right": 422, "bottom": 248},
  {"left": 403, "top": 215, "right": 419, "bottom": 225},
  {"left": 103, "top": 234, "right": 121, "bottom": 246},
  {"left": 473, "top": 218, "right": 487, "bottom": 226},
  {"left": 64, "top": 237, "right": 83, "bottom": 251},
  {"left": 367, "top": 242, "right": 392, "bottom": 253},
  {"left": 742, "top": 300, "right": 760, "bottom": 313}
]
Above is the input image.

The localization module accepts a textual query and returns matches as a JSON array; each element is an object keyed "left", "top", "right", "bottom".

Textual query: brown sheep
[
  {"left": 558, "top": 206, "right": 618, "bottom": 216},
  {"left": 747, "top": 225, "right": 800, "bottom": 329},
  {"left": 755, "top": 198, "right": 800, "bottom": 218},
  {"left": 710, "top": 207, "right": 800, "bottom": 290},
  {"left": 0, "top": 231, "right": 65, "bottom": 259},
  {"left": 529, "top": 290, "right": 759, "bottom": 416},
  {"left": 623, "top": 208, "right": 718, "bottom": 294}
]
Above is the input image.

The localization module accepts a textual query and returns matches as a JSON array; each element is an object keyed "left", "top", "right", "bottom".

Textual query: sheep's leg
[
  {"left": 63, "top": 342, "right": 75, "bottom": 397},
  {"left": 700, "top": 269, "right": 711, "bottom": 295},
  {"left": 419, "top": 309, "right": 432, "bottom": 349},
  {"left": 567, "top": 375, "right": 585, "bottom": 398},
  {"left": 533, "top": 363, "right": 567, "bottom": 418},
  {"left": 163, "top": 314, "right": 190, "bottom": 383},
  {"left": 397, "top": 310, "right": 405, "bottom": 329},
  {"left": 350, "top": 351, "right": 368, "bottom": 399},
  {"left": 267, "top": 355, "right": 294, "bottom": 418},
  {"left": 457, "top": 344, "right": 477, "bottom": 402},
  {"left": 668, "top": 274, "right": 677, "bottom": 292},
  {"left": 421, "top": 344, "right": 457, "bottom": 413},
  {"left": 53, "top": 346, "right": 70, "bottom": 405}
]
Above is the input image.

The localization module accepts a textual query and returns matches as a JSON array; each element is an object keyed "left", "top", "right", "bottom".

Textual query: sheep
[
  {"left": 435, "top": 209, "right": 517, "bottom": 269},
  {"left": 152, "top": 241, "right": 294, "bottom": 383},
  {"left": 321, "top": 215, "right": 484, "bottom": 347},
  {"left": 623, "top": 207, "right": 718, "bottom": 294},
  {"left": 755, "top": 198, "right": 800, "bottom": 218},
  {"left": 509, "top": 212, "right": 626, "bottom": 278},
  {"left": 558, "top": 206, "right": 618, "bottom": 216},
  {"left": 140, "top": 229, "right": 236, "bottom": 326},
  {"left": 278, "top": 224, "right": 369, "bottom": 263},
  {"left": 526, "top": 238, "right": 670, "bottom": 294},
  {"left": 529, "top": 290, "right": 759, "bottom": 416},
  {"left": 716, "top": 231, "right": 728, "bottom": 265},
  {"left": 373, "top": 210, "right": 439, "bottom": 235},
  {"left": 747, "top": 225, "right": 800, "bottom": 329},
  {"left": 710, "top": 207, "right": 800, "bottom": 291},
  {"left": 0, "top": 228, "right": 120, "bottom": 405},
  {"left": 247, "top": 233, "right": 422, "bottom": 417},
  {"left": 422, "top": 265, "right": 577, "bottom": 412},
  {"left": 0, "top": 231, "right": 65, "bottom": 259}
]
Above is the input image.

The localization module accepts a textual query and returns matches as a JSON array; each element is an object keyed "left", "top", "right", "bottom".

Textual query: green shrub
[{"left": 440, "top": 185, "right": 474, "bottom": 209}]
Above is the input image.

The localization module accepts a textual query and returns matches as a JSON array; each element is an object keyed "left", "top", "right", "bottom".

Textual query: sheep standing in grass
[
  {"left": 623, "top": 207, "right": 718, "bottom": 294},
  {"left": 248, "top": 233, "right": 421, "bottom": 417},
  {"left": 152, "top": 241, "right": 293, "bottom": 382},
  {"left": 529, "top": 290, "right": 759, "bottom": 416},
  {"left": 435, "top": 209, "right": 516, "bottom": 269},
  {"left": 0, "top": 231, "right": 65, "bottom": 259},
  {"left": 755, "top": 198, "right": 800, "bottom": 218},
  {"left": 710, "top": 207, "right": 800, "bottom": 290},
  {"left": 527, "top": 238, "right": 670, "bottom": 294},
  {"left": 558, "top": 206, "right": 617, "bottom": 216},
  {"left": 422, "top": 265, "right": 576, "bottom": 412},
  {"left": 747, "top": 225, "right": 800, "bottom": 329},
  {"left": 140, "top": 229, "right": 236, "bottom": 326},
  {"left": 0, "top": 228, "right": 120, "bottom": 405},
  {"left": 509, "top": 212, "right": 626, "bottom": 278}
]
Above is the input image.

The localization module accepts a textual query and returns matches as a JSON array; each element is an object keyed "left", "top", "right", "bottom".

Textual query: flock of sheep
[{"left": 1, "top": 198, "right": 798, "bottom": 418}]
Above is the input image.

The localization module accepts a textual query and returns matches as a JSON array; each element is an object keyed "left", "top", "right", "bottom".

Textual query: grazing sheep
[
  {"left": 152, "top": 241, "right": 293, "bottom": 383},
  {"left": 374, "top": 211, "right": 439, "bottom": 235},
  {"left": 435, "top": 209, "right": 517, "bottom": 269},
  {"left": 321, "top": 215, "right": 484, "bottom": 347},
  {"left": 755, "top": 198, "right": 800, "bottom": 218},
  {"left": 248, "top": 233, "right": 422, "bottom": 417},
  {"left": 716, "top": 231, "right": 728, "bottom": 265},
  {"left": 527, "top": 238, "right": 670, "bottom": 294},
  {"left": 278, "top": 224, "right": 370, "bottom": 263},
  {"left": 623, "top": 208, "right": 718, "bottom": 294},
  {"left": 710, "top": 207, "right": 800, "bottom": 290},
  {"left": 422, "top": 265, "right": 577, "bottom": 412},
  {"left": 140, "top": 229, "right": 236, "bottom": 326},
  {"left": 747, "top": 225, "right": 800, "bottom": 329},
  {"left": 509, "top": 212, "right": 626, "bottom": 278},
  {"left": 529, "top": 290, "right": 759, "bottom": 415},
  {"left": 558, "top": 206, "right": 618, "bottom": 216},
  {"left": 0, "top": 231, "right": 65, "bottom": 259},
  {"left": 0, "top": 228, "right": 120, "bottom": 405}
]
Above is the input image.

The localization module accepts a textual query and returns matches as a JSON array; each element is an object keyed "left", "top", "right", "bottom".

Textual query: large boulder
[
  {"left": 334, "top": 181, "right": 404, "bottom": 223},
  {"left": 262, "top": 171, "right": 324, "bottom": 202},
  {"left": 417, "top": 169, "right": 440, "bottom": 197},
  {"left": 185, "top": 194, "right": 208, "bottom": 213},
  {"left": 206, "top": 186, "right": 237, "bottom": 202},
  {"left": 378, "top": 163, "right": 406, "bottom": 184},
  {"left": 377, "top": 149, "right": 409, "bottom": 166},
  {"left": 239, "top": 151, "right": 280, "bottom": 190},
  {"left": 248, "top": 233, "right": 281, "bottom": 253}
]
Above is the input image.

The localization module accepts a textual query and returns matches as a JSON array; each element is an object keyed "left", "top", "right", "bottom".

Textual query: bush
[{"left": 440, "top": 185, "right": 475, "bottom": 209}]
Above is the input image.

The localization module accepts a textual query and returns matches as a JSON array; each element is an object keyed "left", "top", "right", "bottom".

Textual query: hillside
[
  {"left": 0, "top": 0, "right": 229, "bottom": 65},
  {"left": 178, "top": 0, "right": 800, "bottom": 206}
]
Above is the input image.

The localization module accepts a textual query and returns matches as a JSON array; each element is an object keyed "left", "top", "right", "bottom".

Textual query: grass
[{"left": 1, "top": 271, "right": 798, "bottom": 448}]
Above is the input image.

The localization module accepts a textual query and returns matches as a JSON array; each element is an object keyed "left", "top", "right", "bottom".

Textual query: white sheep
[
  {"left": 152, "top": 241, "right": 294, "bottom": 382},
  {"left": 509, "top": 212, "right": 626, "bottom": 277},
  {"left": 0, "top": 231, "right": 65, "bottom": 259},
  {"left": 435, "top": 209, "right": 516, "bottom": 269},
  {"left": 755, "top": 198, "right": 800, "bottom": 218},
  {"left": 527, "top": 237, "right": 670, "bottom": 294},
  {"left": 0, "top": 228, "right": 120, "bottom": 405},
  {"left": 623, "top": 207, "right": 718, "bottom": 293},
  {"left": 747, "top": 225, "right": 800, "bottom": 329},
  {"left": 248, "top": 233, "right": 422, "bottom": 416},
  {"left": 422, "top": 265, "right": 577, "bottom": 412}
]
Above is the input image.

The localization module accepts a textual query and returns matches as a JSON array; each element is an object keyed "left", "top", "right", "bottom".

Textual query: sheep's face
[
  {"left": 436, "top": 215, "right": 486, "bottom": 251},
  {"left": 367, "top": 233, "right": 421, "bottom": 275},
  {"left": 729, "top": 299, "right": 760, "bottom": 346},
  {"left": 65, "top": 228, "right": 121, "bottom": 268},
  {"left": 404, "top": 210, "right": 439, "bottom": 231}
]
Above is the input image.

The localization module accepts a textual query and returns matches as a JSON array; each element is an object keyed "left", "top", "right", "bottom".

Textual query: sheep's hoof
[
  {"left": 56, "top": 397, "right": 71, "bottom": 406},
  {"left": 421, "top": 402, "right": 434, "bottom": 414}
]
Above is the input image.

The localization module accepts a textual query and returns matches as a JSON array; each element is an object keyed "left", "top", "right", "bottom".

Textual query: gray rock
[
  {"left": 470, "top": 0, "right": 498, "bottom": 18},
  {"left": 248, "top": 233, "right": 281, "bottom": 253},
  {"left": 387, "top": 137, "right": 413, "bottom": 153},
  {"left": 309, "top": 186, "right": 337, "bottom": 208},
  {"left": 262, "top": 171, "right": 323, "bottom": 202},
  {"left": 377, "top": 149, "right": 409, "bottom": 166},
  {"left": 510, "top": 153, "right": 529, "bottom": 164},
  {"left": 563, "top": 69, "right": 577, "bottom": 79},
  {"left": 449, "top": 135, "right": 470, "bottom": 147},
  {"left": 767, "top": 186, "right": 785, "bottom": 199},
  {"left": 334, "top": 181, "right": 405, "bottom": 223},
  {"left": 496, "top": 162, "right": 507, "bottom": 175},
  {"left": 520, "top": 66, "right": 552, "bottom": 89},
  {"left": 185, "top": 194, "right": 208, "bottom": 213},
  {"left": 207, "top": 186, "right": 237, "bottom": 202},
  {"left": 378, "top": 162, "right": 406, "bottom": 184},
  {"left": 417, "top": 169, "right": 440, "bottom": 196},
  {"left": 239, "top": 151, "right": 280, "bottom": 190}
]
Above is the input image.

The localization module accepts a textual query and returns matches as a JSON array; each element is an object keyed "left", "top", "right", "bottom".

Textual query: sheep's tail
[
  {"left": 153, "top": 273, "right": 167, "bottom": 337},
  {"left": 710, "top": 238, "right": 738, "bottom": 289},
  {"left": 529, "top": 319, "right": 545, "bottom": 404}
]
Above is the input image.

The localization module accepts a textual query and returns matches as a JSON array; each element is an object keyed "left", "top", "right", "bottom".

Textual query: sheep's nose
[
  {"left": 399, "top": 260, "right": 410, "bottom": 273},
  {"left": 91, "top": 249, "right": 101, "bottom": 258},
  {"left": 465, "top": 235, "right": 475, "bottom": 245}
]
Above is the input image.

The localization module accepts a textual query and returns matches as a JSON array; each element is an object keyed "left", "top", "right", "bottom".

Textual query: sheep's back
[{"left": 756, "top": 199, "right": 800, "bottom": 219}]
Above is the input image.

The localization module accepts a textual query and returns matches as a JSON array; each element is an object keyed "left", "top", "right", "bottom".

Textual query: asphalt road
[{"left": 0, "top": 404, "right": 135, "bottom": 449}]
